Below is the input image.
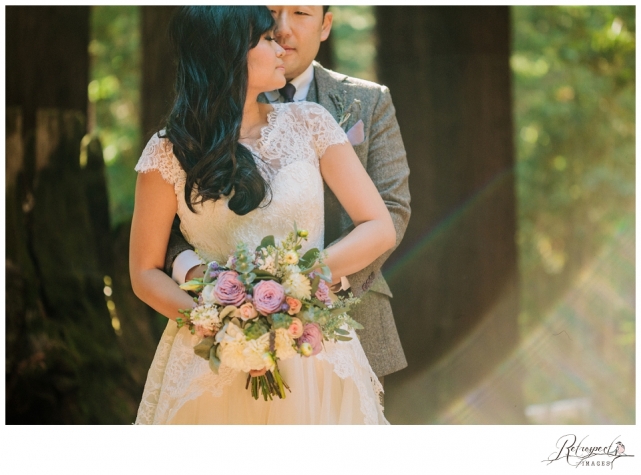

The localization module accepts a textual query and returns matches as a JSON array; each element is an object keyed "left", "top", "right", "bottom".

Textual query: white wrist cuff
[{"left": 172, "top": 250, "right": 204, "bottom": 285}]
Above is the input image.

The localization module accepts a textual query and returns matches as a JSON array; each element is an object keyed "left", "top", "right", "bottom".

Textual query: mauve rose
[
  {"left": 315, "top": 280, "right": 331, "bottom": 305},
  {"left": 286, "top": 296, "right": 302, "bottom": 315},
  {"left": 253, "top": 280, "right": 286, "bottom": 315},
  {"left": 213, "top": 271, "right": 246, "bottom": 306},
  {"left": 299, "top": 323, "right": 323, "bottom": 356},
  {"left": 288, "top": 317, "right": 304, "bottom": 339}
]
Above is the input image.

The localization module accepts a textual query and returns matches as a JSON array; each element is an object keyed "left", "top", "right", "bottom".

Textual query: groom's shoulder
[{"left": 313, "top": 61, "right": 389, "bottom": 97}]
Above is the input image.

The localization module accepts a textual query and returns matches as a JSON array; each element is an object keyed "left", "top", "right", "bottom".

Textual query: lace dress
[{"left": 134, "top": 102, "right": 387, "bottom": 425}]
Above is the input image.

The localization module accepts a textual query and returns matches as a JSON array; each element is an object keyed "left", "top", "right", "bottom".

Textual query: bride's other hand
[
  {"left": 319, "top": 142, "right": 396, "bottom": 284},
  {"left": 130, "top": 170, "right": 197, "bottom": 320},
  {"left": 186, "top": 264, "right": 207, "bottom": 282}
]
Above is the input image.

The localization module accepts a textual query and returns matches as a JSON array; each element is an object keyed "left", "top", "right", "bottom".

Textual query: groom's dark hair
[
  {"left": 323, "top": 6, "right": 330, "bottom": 15},
  {"left": 164, "top": 6, "right": 274, "bottom": 216}
]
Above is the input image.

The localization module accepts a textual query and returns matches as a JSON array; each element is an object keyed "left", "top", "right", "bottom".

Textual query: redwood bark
[{"left": 376, "top": 6, "right": 524, "bottom": 423}]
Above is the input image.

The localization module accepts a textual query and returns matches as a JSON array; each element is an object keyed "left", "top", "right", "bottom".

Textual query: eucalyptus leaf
[
  {"left": 209, "top": 347, "right": 221, "bottom": 374},
  {"left": 334, "top": 328, "right": 350, "bottom": 336},
  {"left": 220, "top": 305, "right": 239, "bottom": 320},
  {"left": 194, "top": 337, "right": 216, "bottom": 360},
  {"left": 310, "top": 274, "right": 321, "bottom": 295},
  {"left": 329, "top": 307, "right": 347, "bottom": 318},
  {"left": 335, "top": 335, "right": 352, "bottom": 342},
  {"left": 299, "top": 248, "right": 320, "bottom": 269}
]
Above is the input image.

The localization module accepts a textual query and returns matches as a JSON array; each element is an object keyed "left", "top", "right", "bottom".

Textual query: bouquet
[{"left": 177, "top": 226, "right": 362, "bottom": 401}]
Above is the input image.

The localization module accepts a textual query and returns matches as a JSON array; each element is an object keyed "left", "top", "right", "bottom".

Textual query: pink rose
[
  {"left": 314, "top": 280, "right": 331, "bottom": 305},
  {"left": 238, "top": 302, "right": 258, "bottom": 321},
  {"left": 298, "top": 323, "right": 323, "bottom": 356},
  {"left": 288, "top": 317, "right": 304, "bottom": 339},
  {"left": 213, "top": 271, "right": 246, "bottom": 306},
  {"left": 286, "top": 296, "right": 302, "bottom": 315},
  {"left": 194, "top": 324, "right": 216, "bottom": 339},
  {"left": 253, "top": 280, "right": 286, "bottom": 316}
]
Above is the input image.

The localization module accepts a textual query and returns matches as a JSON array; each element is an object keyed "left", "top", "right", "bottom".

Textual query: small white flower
[
  {"left": 283, "top": 251, "right": 299, "bottom": 265},
  {"left": 201, "top": 284, "right": 217, "bottom": 305},
  {"left": 190, "top": 304, "right": 220, "bottom": 331},
  {"left": 258, "top": 254, "right": 277, "bottom": 274},
  {"left": 282, "top": 272, "right": 312, "bottom": 300}
]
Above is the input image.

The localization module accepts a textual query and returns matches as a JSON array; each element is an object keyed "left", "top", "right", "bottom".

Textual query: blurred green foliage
[
  {"left": 512, "top": 6, "right": 635, "bottom": 415},
  {"left": 329, "top": 6, "right": 377, "bottom": 82},
  {"left": 89, "top": 6, "right": 140, "bottom": 227},
  {"left": 512, "top": 6, "right": 635, "bottom": 327}
]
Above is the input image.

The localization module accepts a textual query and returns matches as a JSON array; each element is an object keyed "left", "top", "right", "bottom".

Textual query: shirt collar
[{"left": 264, "top": 63, "right": 315, "bottom": 103}]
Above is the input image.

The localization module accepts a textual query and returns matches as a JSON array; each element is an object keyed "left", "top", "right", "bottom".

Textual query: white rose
[
  {"left": 219, "top": 340, "right": 249, "bottom": 372},
  {"left": 274, "top": 328, "right": 298, "bottom": 360}
]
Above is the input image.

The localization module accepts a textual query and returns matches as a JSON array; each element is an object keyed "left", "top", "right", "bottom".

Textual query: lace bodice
[{"left": 135, "top": 102, "right": 348, "bottom": 261}]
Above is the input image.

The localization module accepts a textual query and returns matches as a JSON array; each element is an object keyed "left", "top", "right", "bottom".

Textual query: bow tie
[{"left": 279, "top": 82, "right": 296, "bottom": 103}]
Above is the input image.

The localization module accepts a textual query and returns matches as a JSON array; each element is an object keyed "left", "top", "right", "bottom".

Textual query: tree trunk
[
  {"left": 376, "top": 6, "right": 524, "bottom": 423},
  {"left": 141, "top": 6, "right": 179, "bottom": 143},
  {"left": 5, "top": 6, "right": 138, "bottom": 423}
]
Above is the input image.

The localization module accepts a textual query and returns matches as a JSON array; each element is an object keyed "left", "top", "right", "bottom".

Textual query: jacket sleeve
[
  {"left": 163, "top": 215, "right": 194, "bottom": 276},
  {"left": 341, "top": 86, "right": 411, "bottom": 297}
]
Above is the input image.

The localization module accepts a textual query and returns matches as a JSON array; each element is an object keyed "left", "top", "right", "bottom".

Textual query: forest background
[{"left": 5, "top": 5, "right": 635, "bottom": 425}]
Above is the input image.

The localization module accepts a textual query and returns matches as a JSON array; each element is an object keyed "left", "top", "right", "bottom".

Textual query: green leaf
[
  {"left": 253, "top": 269, "right": 279, "bottom": 282},
  {"left": 258, "top": 235, "right": 275, "bottom": 250},
  {"left": 299, "top": 248, "right": 320, "bottom": 270},
  {"left": 310, "top": 274, "right": 321, "bottom": 295},
  {"left": 194, "top": 337, "right": 216, "bottom": 360},
  {"left": 335, "top": 335, "right": 352, "bottom": 342},
  {"left": 219, "top": 306, "right": 239, "bottom": 320},
  {"left": 334, "top": 328, "right": 350, "bottom": 336},
  {"left": 209, "top": 347, "right": 221, "bottom": 374},
  {"left": 329, "top": 307, "right": 348, "bottom": 318}
]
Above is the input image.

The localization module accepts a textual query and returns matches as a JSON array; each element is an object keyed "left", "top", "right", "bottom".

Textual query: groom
[{"left": 165, "top": 5, "right": 411, "bottom": 381}]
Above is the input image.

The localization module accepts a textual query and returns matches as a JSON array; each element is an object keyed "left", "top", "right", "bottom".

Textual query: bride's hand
[
  {"left": 249, "top": 368, "right": 267, "bottom": 377},
  {"left": 186, "top": 264, "right": 207, "bottom": 282}
]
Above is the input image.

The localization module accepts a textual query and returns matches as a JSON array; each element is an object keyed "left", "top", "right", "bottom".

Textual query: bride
[{"left": 130, "top": 6, "right": 395, "bottom": 424}]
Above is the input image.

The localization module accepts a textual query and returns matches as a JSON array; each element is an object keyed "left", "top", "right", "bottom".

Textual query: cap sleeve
[
  {"left": 134, "top": 132, "right": 185, "bottom": 186},
  {"left": 301, "top": 103, "right": 349, "bottom": 158}
]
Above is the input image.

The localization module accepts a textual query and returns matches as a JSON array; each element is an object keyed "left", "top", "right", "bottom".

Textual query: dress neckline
[{"left": 240, "top": 103, "right": 284, "bottom": 155}]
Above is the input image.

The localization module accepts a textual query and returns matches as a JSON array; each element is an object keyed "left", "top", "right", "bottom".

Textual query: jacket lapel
[{"left": 313, "top": 62, "right": 346, "bottom": 123}]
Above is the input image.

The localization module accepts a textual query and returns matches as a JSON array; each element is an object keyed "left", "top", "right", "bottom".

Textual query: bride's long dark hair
[{"left": 164, "top": 6, "right": 274, "bottom": 215}]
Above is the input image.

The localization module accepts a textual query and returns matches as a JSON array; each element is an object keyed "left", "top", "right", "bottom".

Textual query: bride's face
[{"left": 247, "top": 32, "right": 286, "bottom": 93}]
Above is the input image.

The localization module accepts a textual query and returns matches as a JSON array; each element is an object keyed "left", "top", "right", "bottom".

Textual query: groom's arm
[
  {"left": 164, "top": 216, "right": 197, "bottom": 280},
  {"left": 340, "top": 87, "right": 411, "bottom": 297}
]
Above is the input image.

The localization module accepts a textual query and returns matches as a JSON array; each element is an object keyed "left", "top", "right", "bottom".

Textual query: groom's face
[{"left": 267, "top": 6, "right": 333, "bottom": 81}]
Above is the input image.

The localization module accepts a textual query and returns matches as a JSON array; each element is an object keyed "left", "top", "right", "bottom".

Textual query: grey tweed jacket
[{"left": 164, "top": 62, "right": 411, "bottom": 377}]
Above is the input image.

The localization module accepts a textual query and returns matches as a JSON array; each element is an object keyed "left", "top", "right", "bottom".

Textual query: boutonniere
[{"left": 329, "top": 91, "right": 362, "bottom": 130}]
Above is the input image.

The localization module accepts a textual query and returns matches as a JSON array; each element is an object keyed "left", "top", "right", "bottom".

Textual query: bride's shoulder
[
  {"left": 135, "top": 130, "right": 184, "bottom": 185},
  {"left": 278, "top": 101, "right": 335, "bottom": 126}
]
